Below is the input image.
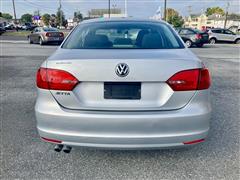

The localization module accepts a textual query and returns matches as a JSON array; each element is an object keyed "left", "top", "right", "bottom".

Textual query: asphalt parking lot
[{"left": 1, "top": 42, "right": 239, "bottom": 179}]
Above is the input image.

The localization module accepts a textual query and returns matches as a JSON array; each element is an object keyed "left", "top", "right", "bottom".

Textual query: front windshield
[{"left": 62, "top": 22, "right": 184, "bottom": 49}]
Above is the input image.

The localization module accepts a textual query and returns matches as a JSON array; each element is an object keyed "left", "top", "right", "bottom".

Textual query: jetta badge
[{"left": 115, "top": 63, "right": 129, "bottom": 77}]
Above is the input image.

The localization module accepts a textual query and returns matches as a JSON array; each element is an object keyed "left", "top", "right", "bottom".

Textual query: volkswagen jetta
[{"left": 35, "top": 19, "right": 211, "bottom": 151}]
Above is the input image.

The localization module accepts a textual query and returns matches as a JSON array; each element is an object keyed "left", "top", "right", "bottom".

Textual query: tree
[
  {"left": 21, "top": 13, "right": 32, "bottom": 23},
  {"left": 1, "top": 13, "right": 13, "bottom": 20},
  {"left": 42, "top": 13, "right": 51, "bottom": 26},
  {"left": 166, "top": 8, "right": 184, "bottom": 27},
  {"left": 74, "top": 11, "right": 83, "bottom": 22},
  {"left": 205, "top": 7, "right": 225, "bottom": 16},
  {"left": 56, "top": 8, "right": 66, "bottom": 27}
]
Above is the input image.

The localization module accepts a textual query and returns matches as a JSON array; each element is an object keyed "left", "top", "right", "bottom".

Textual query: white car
[{"left": 208, "top": 28, "right": 240, "bottom": 44}]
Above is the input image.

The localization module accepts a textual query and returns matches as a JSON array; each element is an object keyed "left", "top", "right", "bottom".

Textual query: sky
[{"left": 1, "top": 0, "right": 240, "bottom": 19}]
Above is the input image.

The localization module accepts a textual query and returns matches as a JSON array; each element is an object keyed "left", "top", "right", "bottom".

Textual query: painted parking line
[{"left": 0, "top": 40, "right": 28, "bottom": 44}]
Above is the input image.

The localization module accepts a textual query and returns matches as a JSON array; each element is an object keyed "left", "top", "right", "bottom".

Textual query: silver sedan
[
  {"left": 35, "top": 19, "right": 211, "bottom": 152},
  {"left": 28, "top": 27, "right": 64, "bottom": 45}
]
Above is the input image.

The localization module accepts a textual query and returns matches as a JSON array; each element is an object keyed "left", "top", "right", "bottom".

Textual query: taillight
[
  {"left": 36, "top": 68, "right": 79, "bottom": 91},
  {"left": 196, "top": 34, "right": 202, "bottom": 39},
  {"left": 166, "top": 68, "right": 211, "bottom": 91},
  {"left": 59, "top": 32, "right": 64, "bottom": 37},
  {"left": 198, "top": 68, "right": 211, "bottom": 90},
  {"left": 46, "top": 32, "right": 51, "bottom": 37}
]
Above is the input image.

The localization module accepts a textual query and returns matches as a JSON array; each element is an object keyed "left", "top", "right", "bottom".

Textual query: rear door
[
  {"left": 32, "top": 28, "right": 40, "bottom": 43},
  {"left": 212, "top": 29, "right": 225, "bottom": 41},
  {"left": 179, "top": 29, "right": 195, "bottom": 41},
  {"left": 222, "top": 29, "right": 236, "bottom": 42}
]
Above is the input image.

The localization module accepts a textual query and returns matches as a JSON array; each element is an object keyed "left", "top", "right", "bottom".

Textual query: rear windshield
[
  {"left": 43, "top": 27, "right": 58, "bottom": 32},
  {"left": 192, "top": 29, "right": 204, "bottom": 33},
  {"left": 62, "top": 22, "right": 184, "bottom": 49}
]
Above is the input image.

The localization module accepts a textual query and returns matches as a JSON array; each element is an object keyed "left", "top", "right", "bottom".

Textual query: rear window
[
  {"left": 43, "top": 27, "right": 58, "bottom": 32},
  {"left": 212, "top": 29, "right": 222, "bottom": 33},
  {"left": 62, "top": 22, "right": 184, "bottom": 49},
  {"left": 192, "top": 29, "right": 204, "bottom": 33}
]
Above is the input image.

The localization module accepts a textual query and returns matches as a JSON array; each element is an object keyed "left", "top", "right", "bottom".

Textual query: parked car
[
  {"left": 4, "top": 24, "right": 15, "bottom": 30},
  {"left": 177, "top": 28, "right": 209, "bottom": 47},
  {"left": 208, "top": 28, "right": 240, "bottom": 44},
  {"left": 28, "top": 27, "right": 64, "bottom": 45},
  {"left": 22, "top": 23, "right": 37, "bottom": 31},
  {"left": 35, "top": 19, "right": 211, "bottom": 152},
  {"left": 0, "top": 27, "right": 6, "bottom": 35}
]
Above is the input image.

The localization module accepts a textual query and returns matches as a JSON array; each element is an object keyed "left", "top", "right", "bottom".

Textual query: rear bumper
[
  {"left": 43, "top": 37, "right": 64, "bottom": 43},
  {"left": 35, "top": 89, "right": 211, "bottom": 149},
  {"left": 194, "top": 39, "right": 209, "bottom": 44}
]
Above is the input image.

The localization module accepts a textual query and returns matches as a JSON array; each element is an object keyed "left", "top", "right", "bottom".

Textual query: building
[
  {"left": 67, "top": 18, "right": 79, "bottom": 29},
  {"left": 184, "top": 14, "right": 208, "bottom": 30},
  {"left": 184, "top": 13, "right": 240, "bottom": 30},
  {"left": 88, "top": 8, "right": 122, "bottom": 18}
]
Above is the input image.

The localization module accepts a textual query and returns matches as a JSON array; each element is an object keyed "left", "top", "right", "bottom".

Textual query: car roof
[{"left": 81, "top": 18, "right": 168, "bottom": 25}]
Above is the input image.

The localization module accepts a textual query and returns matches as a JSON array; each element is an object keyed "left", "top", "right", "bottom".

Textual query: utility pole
[
  {"left": 187, "top": 5, "right": 192, "bottom": 27},
  {"left": 188, "top": 6, "right": 192, "bottom": 17},
  {"left": 12, "top": 0, "right": 17, "bottom": 23},
  {"left": 224, "top": 2, "right": 230, "bottom": 29},
  {"left": 125, "top": 0, "right": 128, "bottom": 17},
  {"left": 59, "top": 0, "right": 62, "bottom": 27},
  {"left": 108, "top": 0, "right": 111, "bottom": 18},
  {"left": 163, "top": 0, "right": 167, "bottom": 21}
]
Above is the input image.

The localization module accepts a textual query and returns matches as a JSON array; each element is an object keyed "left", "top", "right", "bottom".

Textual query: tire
[
  {"left": 196, "top": 43, "right": 204, "bottom": 48},
  {"left": 235, "top": 39, "right": 240, "bottom": 44},
  {"left": 28, "top": 36, "right": 32, "bottom": 44},
  {"left": 39, "top": 37, "right": 44, "bottom": 46},
  {"left": 185, "top": 40, "right": 192, "bottom": 48},
  {"left": 209, "top": 38, "right": 216, "bottom": 44}
]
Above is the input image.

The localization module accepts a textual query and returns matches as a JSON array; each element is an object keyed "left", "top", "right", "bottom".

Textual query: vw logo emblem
[{"left": 115, "top": 63, "right": 129, "bottom": 77}]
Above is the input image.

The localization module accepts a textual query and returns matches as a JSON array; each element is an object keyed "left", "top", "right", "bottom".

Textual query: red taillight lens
[
  {"left": 46, "top": 32, "right": 51, "bottom": 37},
  {"left": 196, "top": 34, "right": 202, "bottom": 39},
  {"left": 167, "top": 68, "right": 211, "bottom": 91},
  {"left": 59, "top": 32, "right": 64, "bottom": 37},
  {"left": 36, "top": 68, "right": 79, "bottom": 91},
  {"left": 198, "top": 68, "right": 211, "bottom": 90}
]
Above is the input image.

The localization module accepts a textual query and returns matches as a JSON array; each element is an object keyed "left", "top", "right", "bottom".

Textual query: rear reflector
[
  {"left": 183, "top": 139, "right": 205, "bottom": 145},
  {"left": 36, "top": 68, "right": 79, "bottom": 91},
  {"left": 166, "top": 68, "right": 211, "bottom": 91},
  {"left": 41, "top": 137, "right": 62, "bottom": 144}
]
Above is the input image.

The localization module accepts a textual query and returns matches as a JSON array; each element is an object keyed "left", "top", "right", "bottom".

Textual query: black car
[
  {"left": 0, "top": 27, "right": 6, "bottom": 35},
  {"left": 176, "top": 28, "right": 209, "bottom": 47}
]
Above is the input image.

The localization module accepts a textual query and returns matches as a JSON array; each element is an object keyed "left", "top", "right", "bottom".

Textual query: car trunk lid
[{"left": 46, "top": 49, "right": 202, "bottom": 111}]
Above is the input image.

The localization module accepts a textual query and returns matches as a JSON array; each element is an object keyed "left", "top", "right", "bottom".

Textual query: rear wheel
[
  {"left": 39, "top": 38, "right": 44, "bottom": 46},
  {"left": 235, "top": 39, "right": 240, "bottom": 44},
  {"left": 185, "top": 40, "right": 192, "bottom": 48},
  {"left": 28, "top": 36, "right": 32, "bottom": 44},
  {"left": 209, "top": 38, "right": 216, "bottom": 44}
]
